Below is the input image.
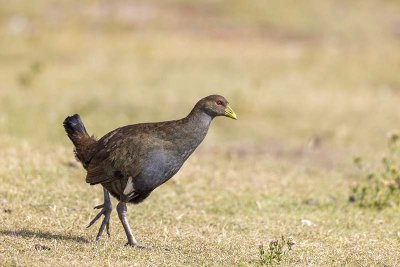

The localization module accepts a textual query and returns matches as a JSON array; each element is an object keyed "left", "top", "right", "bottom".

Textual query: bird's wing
[
  {"left": 86, "top": 127, "right": 144, "bottom": 185},
  {"left": 85, "top": 124, "right": 167, "bottom": 185}
]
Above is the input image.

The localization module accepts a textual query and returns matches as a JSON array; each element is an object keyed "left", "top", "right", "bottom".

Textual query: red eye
[{"left": 216, "top": 100, "right": 223, "bottom": 106}]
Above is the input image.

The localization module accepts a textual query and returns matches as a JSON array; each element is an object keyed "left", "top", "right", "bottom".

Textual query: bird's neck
[
  {"left": 186, "top": 107, "right": 213, "bottom": 134},
  {"left": 186, "top": 108, "right": 213, "bottom": 131},
  {"left": 173, "top": 108, "right": 213, "bottom": 155}
]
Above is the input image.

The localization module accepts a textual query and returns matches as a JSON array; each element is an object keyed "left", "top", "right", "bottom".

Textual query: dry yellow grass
[{"left": 1, "top": 0, "right": 400, "bottom": 266}]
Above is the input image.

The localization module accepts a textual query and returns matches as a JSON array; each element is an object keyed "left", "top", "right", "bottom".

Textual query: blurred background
[
  {"left": 1, "top": 1, "right": 400, "bottom": 265},
  {"left": 1, "top": 0, "right": 399, "bottom": 152}
]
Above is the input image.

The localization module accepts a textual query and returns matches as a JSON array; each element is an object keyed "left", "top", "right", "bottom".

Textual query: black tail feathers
[
  {"left": 63, "top": 114, "right": 89, "bottom": 146},
  {"left": 63, "top": 114, "right": 96, "bottom": 168}
]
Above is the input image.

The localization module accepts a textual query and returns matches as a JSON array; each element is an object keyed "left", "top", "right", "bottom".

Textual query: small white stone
[{"left": 301, "top": 219, "right": 313, "bottom": 226}]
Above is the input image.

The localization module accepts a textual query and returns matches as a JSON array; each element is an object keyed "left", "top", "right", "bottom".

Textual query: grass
[
  {"left": 256, "top": 236, "right": 295, "bottom": 266},
  {"left": 350, "top": 132, "right": 400, "bottom": 209},
  {"left": 1, "top": 0, "right": 400, "bottom": 266}
]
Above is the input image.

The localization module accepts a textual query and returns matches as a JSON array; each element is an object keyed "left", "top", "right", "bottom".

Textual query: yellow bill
[{"left": 224, "top": 105, "right": 238, "bottom": 120}]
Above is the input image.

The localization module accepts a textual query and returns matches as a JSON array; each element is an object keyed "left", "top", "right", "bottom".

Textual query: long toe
[
  {"left": 95, "top": 213, "right": 111, "bottom": 241},
  {"left": 87, "top": 201, "right": 113, "bottom": 229},
  {"left": 106, "top": 221, "right": 110, "bottom": 237},
  {"left": 87, "top": 202, "right": 113, "bottom": 241},
  {"left": 87, "top": 208, "right": 105, "bottom": 228},
  {"left": 94, "top": 204, "right": 104, "bottom": 209}
]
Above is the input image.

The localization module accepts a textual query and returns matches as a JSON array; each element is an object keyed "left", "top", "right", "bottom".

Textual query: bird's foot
[
  {"left": 125, "top": 242, "right": 153, "bottom": 250},
  {"left": 87, "top": 201, "right": 113, "bottom": 241}
]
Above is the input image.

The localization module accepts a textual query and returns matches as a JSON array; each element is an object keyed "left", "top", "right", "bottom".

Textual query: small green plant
[
  {"left": 257, "top": 235, "right": 294, "bottom": 266},
  {"left": 350, "top": 132, "right": 400, "bottom": 209}
]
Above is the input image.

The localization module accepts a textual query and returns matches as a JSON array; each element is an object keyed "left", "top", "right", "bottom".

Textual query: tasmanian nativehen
[{"left": 63, "top": 95, "right": 237, "bottom": 247}]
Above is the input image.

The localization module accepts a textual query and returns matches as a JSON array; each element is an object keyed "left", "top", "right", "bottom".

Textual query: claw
[
  {"left": 87, "top": 189, "right": 113, "bottom": 241},
  {"left": 87, "top": 210, "right": 104, "bottom": 228},
  {"left": 89, "top": 206, "right": 112, "bottom": 240},
  {"left": 106, "top": 221, "right": 110, "bottom": 237}
]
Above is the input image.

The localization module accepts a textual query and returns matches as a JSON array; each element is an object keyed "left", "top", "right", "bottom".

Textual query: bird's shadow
[{"left": 0, "top": 229, "right": 89, "bottom": 243}]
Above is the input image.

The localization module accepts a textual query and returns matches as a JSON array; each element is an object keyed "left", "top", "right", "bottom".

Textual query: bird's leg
[
  {"left": 116, "top": 201, "right": 150, "bottom": 249},
  {"left": 87, "top": 188, "right": 112, "bottom": 241}
]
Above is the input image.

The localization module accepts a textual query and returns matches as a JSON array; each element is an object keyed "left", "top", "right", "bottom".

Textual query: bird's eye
[{"left": 216, "top": 100, "right": 223, "bottom": 106}]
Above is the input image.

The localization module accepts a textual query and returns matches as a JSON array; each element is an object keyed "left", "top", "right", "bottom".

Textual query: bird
[{"left": 63, "top": 95, "right": 237, "bottom": 248}]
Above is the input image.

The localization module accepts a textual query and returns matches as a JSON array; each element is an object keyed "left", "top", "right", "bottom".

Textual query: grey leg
[
  {"left": 87, "top": 188, "right": 112, "bottom": 241},
  {"left": 116, "top": 201, "right": 150, "bottom": 249}
]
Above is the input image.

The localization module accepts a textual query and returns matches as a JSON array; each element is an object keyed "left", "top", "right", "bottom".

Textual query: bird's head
[{"left": 196, "top": 95, "right": 238, "bottom": 120}]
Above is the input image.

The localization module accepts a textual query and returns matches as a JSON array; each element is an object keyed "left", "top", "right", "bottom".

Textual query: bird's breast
[{"left": 133, "top": 150, "right": 185, "bottom": 191}]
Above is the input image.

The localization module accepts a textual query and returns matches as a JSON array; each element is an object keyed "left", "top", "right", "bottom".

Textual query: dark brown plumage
[{"left": 63, "top": 95, "right": 237, "bottom": 247}]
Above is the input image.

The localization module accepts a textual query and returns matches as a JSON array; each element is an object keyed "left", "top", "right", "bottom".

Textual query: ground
[{"left": 1, "top": 0, "right": 400, "bottom": 266}]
